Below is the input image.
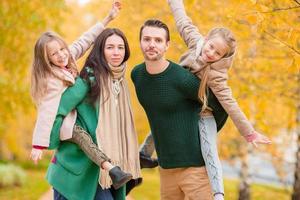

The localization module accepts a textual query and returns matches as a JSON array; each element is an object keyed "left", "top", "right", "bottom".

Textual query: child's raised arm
[
  {"left": 167, "top": 0, "right": 203, "bottom": 49},
  {"left": 69, "top": 0, "right": 122, "bottom": 60},
  {"left": 102, "top": 0, "right": 121, "bottom": 27}
]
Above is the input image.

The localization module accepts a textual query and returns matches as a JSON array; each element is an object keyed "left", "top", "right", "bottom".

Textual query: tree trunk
[
  {"left": 238, "top": 101, "right": 256, "bottom": 200},
  {"left": 238, "top": 145, "right": 251, "bottom": 200},
  {"left": 292, "top": 72, "right": 300, "bottom": 200}
]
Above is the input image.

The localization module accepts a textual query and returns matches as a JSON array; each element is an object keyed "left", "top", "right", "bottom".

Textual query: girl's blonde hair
[
  {"left": 31, "top": 31, "right": 77, "bottom": 104},
  {"left": 199, "top": 27, "right": 236, "bottom": 112}
]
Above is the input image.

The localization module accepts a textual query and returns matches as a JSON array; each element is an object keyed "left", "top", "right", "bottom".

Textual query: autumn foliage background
[{"left": 0, "top": 0, "right": 299, "bottom": 199}]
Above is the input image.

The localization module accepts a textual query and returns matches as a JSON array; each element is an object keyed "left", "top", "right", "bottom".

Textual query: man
[{"left": 131, "top": 19, "right": 228, "bottom": 200}]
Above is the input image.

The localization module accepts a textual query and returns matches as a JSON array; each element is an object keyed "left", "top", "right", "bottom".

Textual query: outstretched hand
[
  {"left": 108, "top": 0, "right": 122, "bottom": 20},
  {"left": 250, "top": 131, "right": 272, "bottom": 148},
  {"left": 30, "top": 148, "right": 43, "bottom": 165}
]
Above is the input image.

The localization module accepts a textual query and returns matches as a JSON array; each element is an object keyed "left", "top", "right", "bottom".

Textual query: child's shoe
[
  {"left": 109, "top": 166, "right": 133, "bottom": 189},
  {"left": 140, "top": 152, "right": 158, "bottom": 168},
  {"left": 214, "top": 193, "right": 224, "bottom": 200}
]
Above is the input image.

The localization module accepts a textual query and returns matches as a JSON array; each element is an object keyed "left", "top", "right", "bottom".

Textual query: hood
[
  {"left": 52, "top": 66, "right": 75, "bottom": 85},
  {"left": 195, "top": 39, "right": 236, "bottom": 72}
]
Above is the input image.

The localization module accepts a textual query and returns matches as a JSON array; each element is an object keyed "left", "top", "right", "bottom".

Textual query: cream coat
[
  {"left": 168, "top": 0, "right": 254, "bottom": 137},
  {"left": 32, "top": 22, "right": 104, "bottom": 147}
]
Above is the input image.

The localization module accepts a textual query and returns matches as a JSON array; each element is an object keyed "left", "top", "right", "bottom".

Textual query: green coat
[{"left": 46, "top": 77, "right": 125, "bottom": 200}]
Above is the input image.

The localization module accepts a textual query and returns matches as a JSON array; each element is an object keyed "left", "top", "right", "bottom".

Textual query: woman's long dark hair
[{"left": 80, "top": 28, "right": 130, "bottom": 104}]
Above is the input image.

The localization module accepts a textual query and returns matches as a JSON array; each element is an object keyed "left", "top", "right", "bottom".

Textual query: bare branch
[
  {"left": 263, "top": 31, "right": 300, "bottom": 55},
  {"left": 294, "top": 0, "right": 300, "bottom": 6},
  {"left": 260, "top": 5, "right": 300, "bottom": 13}
]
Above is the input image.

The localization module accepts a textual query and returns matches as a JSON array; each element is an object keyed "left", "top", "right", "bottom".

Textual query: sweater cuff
[
  {"left": 244, "top": 132, "right": 258, "bottom": 142},
  {"left": 33, "top": 145, "right": 47, "bottom": 150}
]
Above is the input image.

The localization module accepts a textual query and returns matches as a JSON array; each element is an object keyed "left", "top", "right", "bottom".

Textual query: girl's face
[
  {"left": 46, "top": 40, "right": 69, "bottom": 68},
  {"left": 201, "top": 36, "right": 229, "bottom": 63},
  {"left": 104, "top": 34, "right": 125, "bottom": 67}
]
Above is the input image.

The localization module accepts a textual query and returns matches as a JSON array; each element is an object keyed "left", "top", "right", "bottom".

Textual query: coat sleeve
[
  {"left": 32, "top": 78, "right": 64, "bottom": 147},
  {"left": 168, "top": 0, "right": 203, "bottom": 49},
  {"left": 208, "top": 70, "right": 254, "bottom": 136},
  {"left": 69, "top": 22, "right": 105, "bottom": 60},
  {"left": 48, "top": 77, "right": 90, "bottom": 149}
]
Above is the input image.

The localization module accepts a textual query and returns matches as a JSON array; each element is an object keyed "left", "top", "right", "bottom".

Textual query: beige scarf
[{"left": 96, "top": 63, "right": 141, "bottom": 189}]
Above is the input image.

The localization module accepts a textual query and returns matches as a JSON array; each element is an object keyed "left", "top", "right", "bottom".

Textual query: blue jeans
[{"left": 53, "top": 185, "right": 113, "bottom": 200}]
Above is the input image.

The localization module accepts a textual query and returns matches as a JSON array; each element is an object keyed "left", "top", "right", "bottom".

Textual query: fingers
[
  {"left": 113, "top": 0, "right": 122, "bottom": 10},
  {"left": 108, "top": 1, "right": 122, "bottom": 20},
  {"left": 30, "top": 149, "right": 43, "bottom": 165},
  {"left": 30, "top": 153, "right": 39, "bottom": 165},
  {"left": 257, "top": 134, "right": 272, "bottom": 144},
  {"left": 251, "top": 141, "right": 258, "bottom": 148}
]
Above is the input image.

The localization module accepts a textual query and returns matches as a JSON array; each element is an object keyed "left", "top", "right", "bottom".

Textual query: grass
[
  {"left": 131, "top": 168, "right": 292, "bottom": 200},
  {"left": 0, "top": 169, "right": 49, "bottom": 200},
  {"left": 0, "top": 167, "right": 292, "bottom": 200}
]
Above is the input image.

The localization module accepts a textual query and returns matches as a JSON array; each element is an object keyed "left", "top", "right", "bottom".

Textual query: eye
[
  {"left": 143, "top": 37, "right": 150, "bottom": 42},
  {"left": 155, "top": 38, "right": 162, "bottom": 43},
  {"left": 119, "top": 46, "right": 125, "bottom": 50},
  {"left": 51, "top": 52, "right": 58, "bottom": 56}
]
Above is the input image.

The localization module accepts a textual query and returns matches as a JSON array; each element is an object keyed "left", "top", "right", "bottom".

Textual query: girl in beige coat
[
  {"left": 140, "top": 0, "right": 272, "bottom": 199},
  {"left": 29, "top": 1, "right": 132, "bottom": 190}
]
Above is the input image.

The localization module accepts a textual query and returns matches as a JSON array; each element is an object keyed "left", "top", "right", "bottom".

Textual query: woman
[{"left": 47, "top": 28, "right": 141, "bottom": 200}]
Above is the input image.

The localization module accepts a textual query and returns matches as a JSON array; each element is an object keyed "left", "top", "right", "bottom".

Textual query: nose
[
  {"left": 57, "top": 50, "right": 65, "bottom": 58},
  {"left": 149, "top": 39, "right": 155, "bottom": 47},
  {"left": 113, "top": 48, "right": 120, "bottom": 55},
  {"left": 207, "top": 49, "right": 215, "bottom": 57}
]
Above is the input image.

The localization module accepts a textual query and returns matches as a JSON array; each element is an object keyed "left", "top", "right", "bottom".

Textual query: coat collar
[{"left": 52, "top": 67, "right": 75, "bottom": 84}]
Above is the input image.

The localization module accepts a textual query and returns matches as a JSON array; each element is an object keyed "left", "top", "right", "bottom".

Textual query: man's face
[{"left": 140, "top": 26, "right": 169, "bottom": 61}]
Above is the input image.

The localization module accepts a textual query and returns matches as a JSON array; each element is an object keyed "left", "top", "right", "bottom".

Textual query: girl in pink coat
[{"left": 30, "top": 1, "right": 132, "bottom": 190}]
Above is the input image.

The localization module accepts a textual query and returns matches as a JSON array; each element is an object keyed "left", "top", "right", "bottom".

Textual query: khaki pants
[{"left": 159, "top": 166, "right": 212, "bottom": 200}]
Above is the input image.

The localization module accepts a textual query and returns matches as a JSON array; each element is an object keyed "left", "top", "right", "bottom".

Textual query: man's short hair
[{"left": 139, "top": 19, "right": 170, "bottom": 42}]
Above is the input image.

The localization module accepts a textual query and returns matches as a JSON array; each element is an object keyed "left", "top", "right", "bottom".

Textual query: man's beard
[{"left": 143, "top": 51, "right": 162, "bottom": 61}]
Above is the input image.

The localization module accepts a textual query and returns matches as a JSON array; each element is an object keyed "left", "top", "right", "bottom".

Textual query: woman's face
[{"left": 104, "top": 34, "right": 125, "bottom": 67}]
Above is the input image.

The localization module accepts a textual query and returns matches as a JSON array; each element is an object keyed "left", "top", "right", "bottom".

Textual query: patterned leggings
[
  {"left": 199, "top": 116, "right": 224, "bottom": 195},
  {"left": 68, "top": 125, "right": 111, "bottom": 167}
]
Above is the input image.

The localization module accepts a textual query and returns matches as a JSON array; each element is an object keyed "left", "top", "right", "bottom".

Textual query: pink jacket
[
  {"left": 32, "top": 22, "right": 105, "bottom": 147},
  {"left": 168, "top": 0, "right": 254, "bottom": 138}
]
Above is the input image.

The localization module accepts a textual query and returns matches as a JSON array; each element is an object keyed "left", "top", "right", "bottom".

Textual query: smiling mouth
[
  {"left": 204, "top": 54, "right": 213, "bottom": 60},
  {"left": 58, "top": 59, "right": 67, "bottom": 63},
  {"left": 147, "top": 51, "right": 157, "bottom": 54},
  {"left": 111, "top": 58, "right": 121, "bottom": 62}
]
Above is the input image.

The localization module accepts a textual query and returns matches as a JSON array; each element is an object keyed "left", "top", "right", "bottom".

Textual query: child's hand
[
  {"left": 30, "top": 148, "right": 43, "bottom": 165},
  {"left": 69, "top": 68, "right": 78, "bottom": 78},
  {"left": 108, "top": 0, "right": 122, "bottom": 20},
  {"left": 245, "top": 130, "right": 271, "bottom": 147}
]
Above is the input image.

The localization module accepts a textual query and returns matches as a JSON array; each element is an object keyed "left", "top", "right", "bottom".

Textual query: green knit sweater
[{"left": 131, "top": 61, "right": 227, "bottom": 169}]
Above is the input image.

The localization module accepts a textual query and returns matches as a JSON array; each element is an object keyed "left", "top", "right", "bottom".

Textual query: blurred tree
[
  {"left": 292, "top": 71, "right": 300, "bottom": 200},
  {"left": 0, "top": 1, "right": 299, "bottom": 197},
  {"left": 0, "top": 0, "right": 65, "bottom": 159}
]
